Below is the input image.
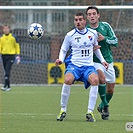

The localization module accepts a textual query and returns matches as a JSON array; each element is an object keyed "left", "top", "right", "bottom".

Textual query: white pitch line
[{"left": 0, "top": 113, "right": 132, "bottom": 117}]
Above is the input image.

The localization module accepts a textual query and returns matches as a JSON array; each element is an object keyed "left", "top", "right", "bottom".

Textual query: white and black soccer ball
[{"left": 28, "top": 23, "right": 44, "bottom": 39}]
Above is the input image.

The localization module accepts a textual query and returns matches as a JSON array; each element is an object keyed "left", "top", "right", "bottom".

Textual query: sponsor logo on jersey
[
  {"left": 75, "top": 37, "right": 81, "bottom": 43},
  {"left": 83, "top": 42, "right": 87, "bottom": 45}
]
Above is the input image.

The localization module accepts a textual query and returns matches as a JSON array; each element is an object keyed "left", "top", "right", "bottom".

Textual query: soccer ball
[{"left": 28, "top": 23, "right": 44, "bottom": 39}]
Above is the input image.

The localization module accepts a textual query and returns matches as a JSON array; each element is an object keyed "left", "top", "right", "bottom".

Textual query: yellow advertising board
[
  {"left": 113, "top": 62, "right": 123, "bottom": 84},
  {"left": 48, "top": 62, "right": 124, "bottom": 84},
  {"left": 47, "top": 63, "right": 65, "bottom": 84}
]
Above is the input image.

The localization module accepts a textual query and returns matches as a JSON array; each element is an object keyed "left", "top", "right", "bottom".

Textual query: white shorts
[{"left": 94, "top": 62, "right": 116, "bottom": 83}]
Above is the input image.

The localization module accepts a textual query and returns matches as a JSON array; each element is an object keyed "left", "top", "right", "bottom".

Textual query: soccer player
[
  {"left": 86, "top": 6, "right": 118, "bottom": 120},
  {"left": 0, "top": 25, "right": 20, "bottom": 91},
  {"left": 55, "top": 12, "right": 108, "bottom": 122}
]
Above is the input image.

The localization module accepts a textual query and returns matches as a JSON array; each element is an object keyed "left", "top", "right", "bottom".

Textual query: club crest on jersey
[
  {"left": 88, "top": 36, "right": 92, "bottom": 41},
  {"left": 75, "top": 37, "right": 81, "bottom": 43}
]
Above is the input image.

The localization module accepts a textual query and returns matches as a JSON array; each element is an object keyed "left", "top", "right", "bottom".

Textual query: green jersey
[{"left": 87, "top": 22, "right": 118, "bottom": 63}]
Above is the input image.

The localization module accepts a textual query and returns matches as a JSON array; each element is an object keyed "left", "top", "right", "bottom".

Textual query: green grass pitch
[{"left": 0, "top": 85, "right": 132, "bottom": 133}]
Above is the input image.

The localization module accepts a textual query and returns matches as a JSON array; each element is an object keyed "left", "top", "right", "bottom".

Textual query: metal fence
[{"left": 0, "top": 6, "right": 133, "bottom": 84}]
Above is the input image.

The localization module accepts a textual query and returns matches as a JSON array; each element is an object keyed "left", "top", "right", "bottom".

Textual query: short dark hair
[
  {"left": 75, "top": 12, "right": 86, "bottom": 20},
  {"left": 86, "top": 6, "right": 99, "bottom": 15}
]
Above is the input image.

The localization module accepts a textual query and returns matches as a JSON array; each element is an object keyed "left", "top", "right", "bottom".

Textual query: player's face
[
  {"left": 74, "top": 16, "right": 86, "bottom": 30},
  {"left": 86, "top": 9, "right": 100, "bottom": 26},
  {"left": 3, "top": 26, "right": 10, "bottom": 35}
]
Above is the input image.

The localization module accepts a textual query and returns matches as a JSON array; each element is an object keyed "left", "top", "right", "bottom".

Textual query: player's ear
[
  {"left": 84, "top": 19, "right": 86, "bottom": 23},
  {"left": 98, "top": 13, "right": 100, "bottom": 19}
]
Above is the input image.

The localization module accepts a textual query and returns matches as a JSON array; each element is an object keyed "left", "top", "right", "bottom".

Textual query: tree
[{"left": 50, "top": 66, "right": 62, "bottom": 84}]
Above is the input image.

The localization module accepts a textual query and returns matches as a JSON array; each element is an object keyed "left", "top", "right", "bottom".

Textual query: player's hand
[
  {"left": 16, "top": 56, "right": 21, "bottom": 64},
  {"left": 55, "top": 59, "right": 62, "bottom": 66},
  {"left": 93, "top": 45, "right": 101, "bottom": 51},
  {"left": 98, "top": 32, "right": 105, "bottom": 42},
  {"left": 102, "top": 61, "right": 109, "bottom": 70}
]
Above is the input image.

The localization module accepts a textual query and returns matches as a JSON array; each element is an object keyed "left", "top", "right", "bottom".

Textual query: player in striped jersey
[
  {"left": 86, "top": 6, "right": 118, "bottom": 120},
  {"left": 55, "top": 12, "right": 108, "bottom": 122}
]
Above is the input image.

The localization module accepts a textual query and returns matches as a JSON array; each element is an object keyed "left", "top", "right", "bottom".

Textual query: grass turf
[{"left": 0, "top": 85, "right": 132, "bottom": 133}]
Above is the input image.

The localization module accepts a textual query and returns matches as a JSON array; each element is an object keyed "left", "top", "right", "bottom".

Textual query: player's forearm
[
  {"left": 59, "top": 49, "right": 67, "bottom": 62},
  {"left": 105, "top": 36, "right": 118, "bottom": 46},
  {"left": 104, "top": 23, "right": 118, "bottom": 46},
  {"left": 16, "top": 43, "right": 20, "bottom": 54},
  {"left": 94, "top": 49, "right": 105, "bottom": 63}
]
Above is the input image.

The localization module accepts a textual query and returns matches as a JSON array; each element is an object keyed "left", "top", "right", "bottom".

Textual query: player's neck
[
  {"left": 4, "top": 33, "right": 10, "bottom": 36},
  {"left": 90, "top": 22, "right": 99, "bottom": 29},
  {"left": 76, "top": 28, "right": 87, "bottom": 33}
]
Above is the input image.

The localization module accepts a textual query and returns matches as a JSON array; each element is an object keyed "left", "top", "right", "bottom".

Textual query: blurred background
[{"left": 0, "top": 0, "right": 133, "bottom": 85}]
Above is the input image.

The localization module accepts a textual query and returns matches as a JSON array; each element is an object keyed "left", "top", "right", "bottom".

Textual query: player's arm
[
  {"left": 16, "top": 43, "right": 20, "bottom": 55},
  {"left": 94, "top": 49, "right": 108, "bottom": 69},
  {"left": 13, "top": 34, "right": 20, "bottom": 55},
  {"left": 98, "top": 22, "right": 118, "bottom": 47},
  {"left": 0, "top": 38, "right": 1, "bottom": 54},
  {"left": 105, "top": 23, "right": 118, "bottom": 46},
  {"left": 93, "top": 45, "right": 101, "bottom": 51},
  {"left": 55, "top": 50, "right": 67, "bottom": 66},
  {"left": 13, "top": 35, "right": 21, "bottom": 64},
  {"left": 0, "top": 38, "right": 1, "bottom": 62},
  {"left": 15, "top": 42, "right": 21, "bottom": 64},
  {"left": 55, "top": 34, "right": 70, "bottom": 66},
  {"left": 93, "top": 34, "right": 108, "bottom": 69}
]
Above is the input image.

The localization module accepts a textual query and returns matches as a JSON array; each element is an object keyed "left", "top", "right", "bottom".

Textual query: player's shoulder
[
  {"left": 100, "top": 22, "right": 111, "bottom": 27},
  {"left": 11, "top": 33, "right": 19, "bottom": 42},
  {"left": 11, "top": 33, "right": 16, "bottom": 38},
  {"left": 67, "top": 28, "right": 77, "bottom": 37},
  {"left": 86, "top": 28, "right": 98, "bottom": 36},
  {"left": 87, "top": 28, "right": 97, "bottom": 33},
  {"left": 0, "top": 34, "right": 4, "bottom": 38}
]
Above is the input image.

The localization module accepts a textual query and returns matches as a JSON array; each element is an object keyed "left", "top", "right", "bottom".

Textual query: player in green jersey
[{"left": 86, "top": 6, "right": 118, "bottom": 120}]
